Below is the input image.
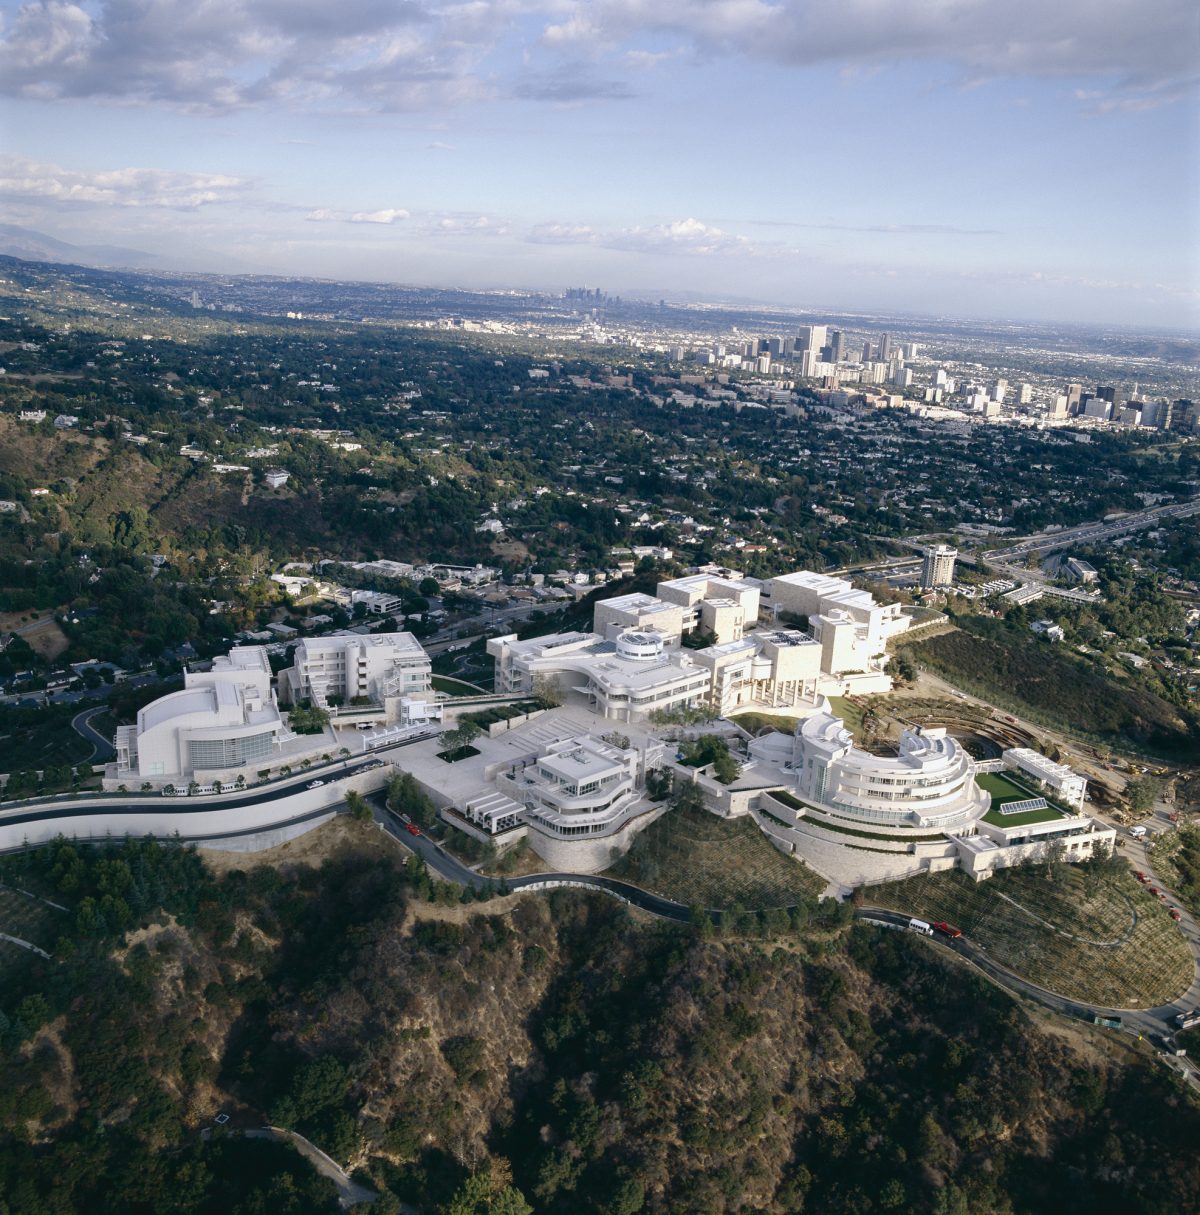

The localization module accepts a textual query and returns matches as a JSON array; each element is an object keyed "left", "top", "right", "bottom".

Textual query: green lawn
[
  {"left": 870, "top": 865, "right": 1193, "bottom": 1007},
  {"left": 975, "top": 772, "right": 1066, "bottom": 827},
  {"left": 975, "top": 772, "right": 1036, "bottom": 804},
  {"left": 982, "top": 805, "right": 1066, "bottom": 828},
  {"left": 431, "top": 675, "right": 486, "bottom": 696},
  {"left": 826, "top": 696, "right": 866, "bottom": 735},
  {"left": 728, "top": 710, "right": 800, "bottom": 736},
  {"left": 607, "top": 800, "right": 827, "bottom": 910}
]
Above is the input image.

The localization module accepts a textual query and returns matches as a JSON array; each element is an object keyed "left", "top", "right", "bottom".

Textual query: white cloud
[
  {"left": 1, "top": 1, "right": 1191, "bottom": 113},
  {"left": 541, "top": 0, "right": 1199, "bottom": 109},
  {"left": 0, "top": 154, "right": 249, "bottom": 209},
  {"left": 529, "top": 216, "right": 754, "bottom": 256},
  {"left": 348, "top": 208, "right": 409, "bottom": 224}
]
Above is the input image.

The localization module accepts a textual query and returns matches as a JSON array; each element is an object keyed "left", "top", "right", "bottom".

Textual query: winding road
[
  {"left": 70, "top": 705, "right": 116, "bottom": 762},
  {"left": 370, "top": 795, "right": 1200, "bottom": 1068}
]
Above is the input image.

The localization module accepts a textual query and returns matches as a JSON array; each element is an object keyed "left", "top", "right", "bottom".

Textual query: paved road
[
  {"left": 245, "top": 1127, "right": 379, "bottom": 1209},
  {"left": 371, "top": 798, "right": 1200, "bottom": 1052},
  {"left": 70, "top": 704, "right": 115, "bottom": 762}
]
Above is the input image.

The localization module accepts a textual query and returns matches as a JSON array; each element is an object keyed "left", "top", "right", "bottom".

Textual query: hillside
[
  {"left": 901, "top": 616, "right": 1200, "bottom": 759},
  {"left": 1, "top": 822, "right": 1198, "bottom": 1215}
]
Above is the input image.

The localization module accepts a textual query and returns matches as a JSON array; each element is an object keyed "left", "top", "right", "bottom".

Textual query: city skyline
[{"left": 1, "top": 0, "right": 1198, "bottom": 327}]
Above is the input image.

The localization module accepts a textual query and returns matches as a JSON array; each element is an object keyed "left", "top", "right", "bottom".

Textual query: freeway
[{"left": 984, "top": 496, "right": 1200, "bottom": 564}]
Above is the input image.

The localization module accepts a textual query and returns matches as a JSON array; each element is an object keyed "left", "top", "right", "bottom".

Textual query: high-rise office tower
[
  {"left": 920, "top": 545, "right": 958, "bottom": 590},
  {"left": 797, "top": 324, "right": 828, "bottom": 355},
  {"left": 829, "top": 330, "right": 846, "bottom": 363},
  {"left": 992, "top": 379, "right": 1008, "bottom": 404},
  {"left": 878, "top": 333, "right": 891, "bottom": 361},
  {"left": 1018, "top": 383, "right": 1033, "bottom": 404},
  {"left": 1065, "top": 383, "right": 1083, "bottom": 413}
]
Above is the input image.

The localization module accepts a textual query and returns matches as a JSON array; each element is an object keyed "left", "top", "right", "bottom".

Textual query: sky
[{"left": 0, "top": 0, "right": 1198, "bottom": 327}]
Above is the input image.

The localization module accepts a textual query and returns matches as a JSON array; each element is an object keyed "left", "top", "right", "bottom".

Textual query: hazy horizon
[{"left": 2, "top": 1, "right": 1198, "bottom": 328}]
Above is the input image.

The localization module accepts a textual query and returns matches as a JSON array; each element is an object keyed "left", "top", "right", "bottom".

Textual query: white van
[
  {"left": 908, "top": 918, "right": 934, "bottom": 936},
  {"left": 1129, "top": 825, "right": 1148, "bottom": 839}
]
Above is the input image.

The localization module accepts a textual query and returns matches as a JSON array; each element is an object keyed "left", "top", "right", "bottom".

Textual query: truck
[
  {"left": 1175, "top": 1010, "right": 1200, "bottom": 1030},
  {"left": 908, "top": 918, "right": 934, "bottom": 936},
  {"left": 932, "top": 921, "right": 962, "bottom": 939}
]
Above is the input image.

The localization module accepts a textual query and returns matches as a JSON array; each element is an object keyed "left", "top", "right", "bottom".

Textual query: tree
[
  {"left": 531, "top": 671, "right": 564, "bottom": 708},
  {"left": 1125, "top": 776, "right": 1161, "bottom": 815},
  {"left": 891, "top": 651, "right": 917, "bottom": 685},
  {"left": 1040, "top": 837, "right": 1068, "bottom": 882},
  {"left": 345, "top": 790, "right": 372, "bottom": 822},
  {"left": 441, "top": 719, "right": 482, "bottom": 755},
  {"left": 439, "top": 1171, "right": 533, "bottom": 1215}
]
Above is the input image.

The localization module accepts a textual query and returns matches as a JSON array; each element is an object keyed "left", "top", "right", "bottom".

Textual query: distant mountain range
[{"left": 0, "top": 223, "right": 162, "bottom": 270}]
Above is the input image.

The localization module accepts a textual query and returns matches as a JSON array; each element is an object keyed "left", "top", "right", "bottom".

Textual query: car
[
  {"left": 307, "top": 779, "right": 325, "bottom": 789},
  {"left": 406, "top": 823, "right": 421, "bottom": 836},
  {"left": 1134, "top": 871, "right": 1148, "bottom": 882},
  {"left": 1149, "top": 886, "right": 1161, "bottom": 895},
  {"left": 1170, "top": 909, "right": 1182, "bottom": 922}
]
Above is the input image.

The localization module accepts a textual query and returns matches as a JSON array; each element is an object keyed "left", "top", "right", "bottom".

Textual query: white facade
[
  {"left": 1002, "top": 747, "right": 1088, "bottom": 810},
  {"left": 789, "top": 714, "right": 986, "bottom": 830},
  {"left": 920, "top": 544, "right": 957, "bottom": 589},
  {"left": 759, "top": 570, "right": 910, "bottom": 661},
  {"left": 655, "top": 572, "right": 760, "bottom": 644},
  {"left": 279, "top": 632, "right": 432, "bottom": 716},
  {"left": 495, "top": 733, "right": 663, "bottom": 842},
  {"left": 114, "top": 647, "right": 286, "bottom": 785},
  {"left": 487, "top": 630, "right": 710, "bottom": 722},
  {"left": 692, "top": 628, "right": 823, "bottom": 714},
  {"left": 592, "top": 593, "right": 686, "bottom": 645}
]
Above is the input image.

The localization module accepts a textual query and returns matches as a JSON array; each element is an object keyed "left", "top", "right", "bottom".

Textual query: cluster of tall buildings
[
  {"left": 1045, "top": 383, "right": 1195, "bottom": 431},
  {"left": 681, "top": 322, "right": 920, "bottom": 386}
]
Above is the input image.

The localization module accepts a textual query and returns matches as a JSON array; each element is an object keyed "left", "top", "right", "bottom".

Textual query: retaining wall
[
  {"left": 0, "top": 767, "right": 389, "bottom": 854},
  {"left": 527, "top": 802, "right": 670, "bottom": 874}
]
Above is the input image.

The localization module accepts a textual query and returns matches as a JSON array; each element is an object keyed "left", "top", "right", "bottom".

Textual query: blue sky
[{"left": 1, "top": 0, "right": 1197, "bottom": 326}]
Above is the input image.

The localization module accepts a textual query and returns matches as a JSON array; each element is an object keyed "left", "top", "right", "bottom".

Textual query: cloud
[
  {"left": 540, "top": 0, "right": 1199, "bottom": 110},
  {"left": 433, "top": 213, "right": 508, "bottom": 235},
  {"left": 753, "top": 219, "right": 1002, "bottom": 237},
  {"left": 0, "top": 0, "right": 500, "bottom": 110},
  {"left": 529, "top": 216, "right": 753, "bottom": 256},
  {"left": 0, "top": 154, "right": 249, "bottom": 208},
  {"left": 0, "top": 1, "right": 1192, "bottom": 114},
  {"left": 348, "top": 208, "right": 409, "bottom": 224},
  {"left": 512, "top": 65, "right": 635, "bottom": 102}
]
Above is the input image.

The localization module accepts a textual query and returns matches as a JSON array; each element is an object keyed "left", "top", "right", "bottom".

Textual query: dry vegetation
[
  {"left": 609, "top": 799, "right": 828, "bottom": 908},
  {"left": 871, "top": 865, "right": 1193, "bottom": 1007}
]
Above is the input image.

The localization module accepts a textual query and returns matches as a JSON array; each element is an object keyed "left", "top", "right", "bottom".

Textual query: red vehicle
[
  {"left": 1134, "top": 871, "right": 1148, "bottom": 882},
  {"left": 932, "top": 921, "right": 962, "bottom": 939},
  {"left": 406, "top": 823, "right": 421, "bottom": 836},
  {"left": 1149, "top": 886, "right": 1161, "bottom": 895},
  {"left": 1170, "top": 909, "right": 1182, "bottom": 922}
]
